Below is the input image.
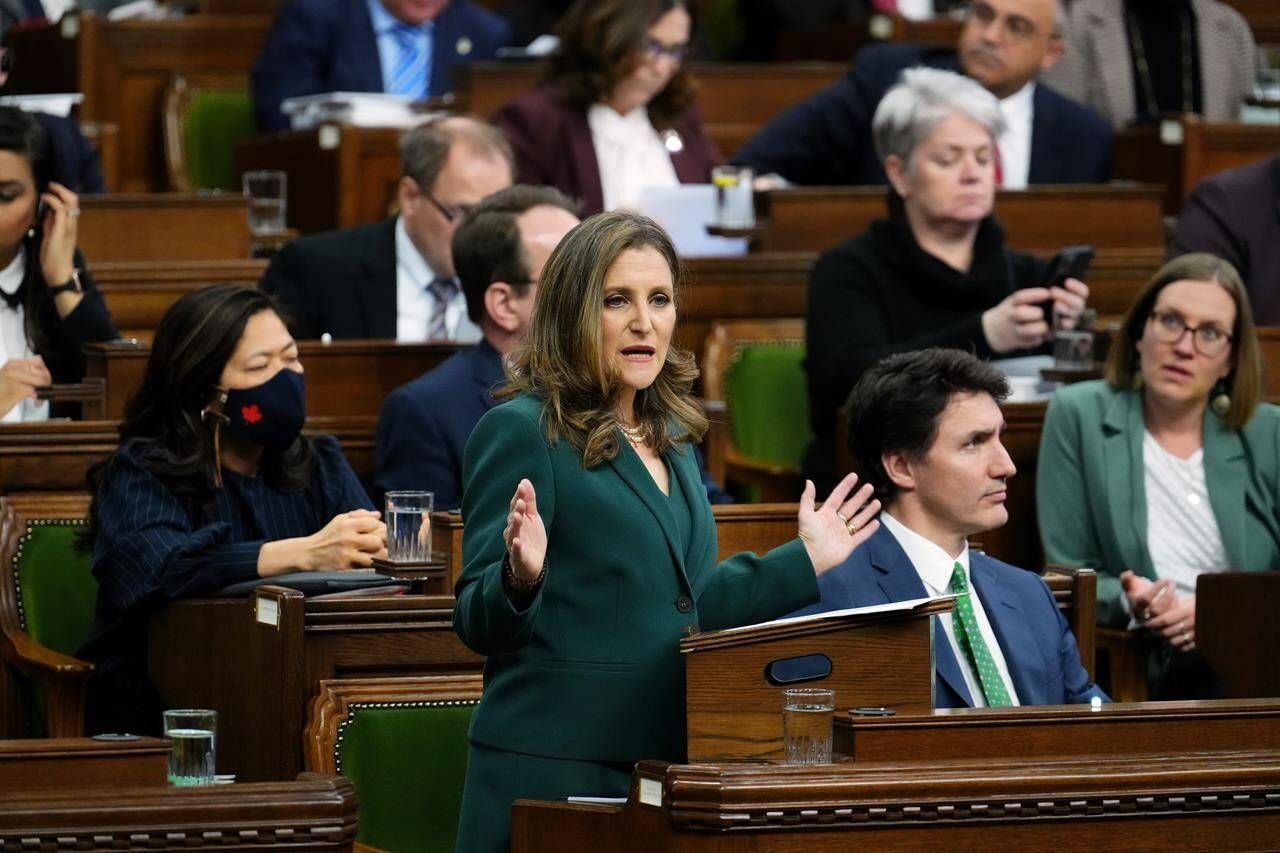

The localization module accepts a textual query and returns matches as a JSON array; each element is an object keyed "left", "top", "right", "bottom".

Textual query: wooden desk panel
[
  {"left": 761, "top": 185, "right": 1167, "bottom": 252},
  {"left": 96, "top": 259, "right": 267, "bottom": 339},
  {"left": 0, "top": 736, "right": 168, "bottom": 793},
  {"left": 84, "top": 339, "right": 460, "bottom": 421},
  {"left": 80, "top": 194, "right": 253, "bottom": 262},
  {"left": 6, "top": 14, "right": 271, "bottom": 192},
  {"left": 238, "top": 127, "right": 402, "bottom": 233},
  {"left": 150, "top": 589, "right": 482, "bottom": 782},
  {"left": 0, "top": 774, "right": 359, "bottom": 850}
]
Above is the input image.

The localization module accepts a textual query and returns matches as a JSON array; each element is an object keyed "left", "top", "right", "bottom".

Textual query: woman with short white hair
[{"left": 803, "top": 66, "right": 1091, "bottom": 491}]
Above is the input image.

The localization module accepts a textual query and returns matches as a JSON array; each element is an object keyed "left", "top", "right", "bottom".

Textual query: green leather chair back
[
  {"left": 184, "top": 90, "right": 253, "bottom": 192},
  {"left": 12, "top": 518, "right": 94, "bottom": 736},
  {"left": 336, "top": 700, "right": 478, "bottom": 853},
  {"left": 724, "top": 341, "right": 811, "bottom": 467}
]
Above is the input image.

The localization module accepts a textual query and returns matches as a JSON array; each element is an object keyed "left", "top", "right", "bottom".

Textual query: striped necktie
[
  {"left": 948, "top": 562, "right": 1012, "bottom": 707},
  {"left": 426, "top": 276, "right": 458, "bottom": 340},
  {"left": 389, "top": 23, "right": 430, "bottom": 99}
]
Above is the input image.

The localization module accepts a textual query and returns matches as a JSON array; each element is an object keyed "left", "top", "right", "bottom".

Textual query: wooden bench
[
  {"left": 95, "top": 259, "right": 268, "bottom": 340},
  {"left": 80, "top": 194, "right": 253, "bottom": 263}
]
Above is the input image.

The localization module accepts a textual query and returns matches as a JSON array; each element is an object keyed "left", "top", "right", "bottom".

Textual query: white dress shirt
[
  {"left": 587, "top": 102, "right": 679, "bottom": 212},
  {"left": 394, "top": 217, "right": 480, "bottom": 343},
  {"left": 0, "top": 248, "right": 48, "bottom": 424},
  {"left": 996, "top": 82, "right": 1035, "bottom": 190},
  {"left": 879, "top": 512, "right": 1020, "bottom": 707},
  {"left": 1143, "top": 431, "right": 1229, "bottom": 598}
]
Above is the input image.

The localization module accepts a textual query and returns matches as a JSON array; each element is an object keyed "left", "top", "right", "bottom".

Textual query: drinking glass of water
[
  {"left": 242, "top": 170, "right": 287, "bottom": 235},
  {"left": 163, "top": 708, "right": 216, "bottom": 786},
  {"left": 711, "top": 165, "right": 755, "bottom": 229},
  {"left": 782, "top": 688, "right": 834, "bottom": 764},
  {"left": 386, "top": 490, "right": 434, "bottom": 563}
]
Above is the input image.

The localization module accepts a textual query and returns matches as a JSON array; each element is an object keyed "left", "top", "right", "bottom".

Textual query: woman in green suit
[
  {"left": 452, "top": 211, "right": 881, "bottom": 852},
  {"left": 1037, "top": 253, "right": 1280, "bottom": 698}
]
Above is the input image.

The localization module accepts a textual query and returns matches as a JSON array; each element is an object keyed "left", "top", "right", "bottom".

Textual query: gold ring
[
  {"left": 68, "top": 209, "right": 80, "bottom": 219},
  {"left": 1183, "top": 631, "right": 1192, "bottom": 644},
  {"left": 835, "top": 510, "right": 857, "bottom": 536}
]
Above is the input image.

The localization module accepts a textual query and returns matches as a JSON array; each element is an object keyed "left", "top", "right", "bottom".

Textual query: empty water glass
[{"left": 386, "top": 490, "right": 433, "bottom": 563}]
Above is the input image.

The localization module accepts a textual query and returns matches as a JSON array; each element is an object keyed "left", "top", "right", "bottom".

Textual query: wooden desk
[
  {"left": 513, "top": 750, "right": 1280, "bottom": 850},
  {"left": 149, "top": 589, "right": 483, "bottom": 782},
  {"left": 4, "top": 14, "right": 271, "bottom": 192},
  {"left": 80, "top": 194, "right": 253, "bottom": 262},
  {"left": 238, "top": 126, "right": 403, "bottom": 234},
  {"left": 95, "top": 258, "right": 269, "bottom": 340},
  {"left": 457, "top": 62, "right": 847, "bottom": 159},
  {"left": 83, "top": 339, "right": 461, "bottom": 421},
  {"left": 0, "top": 736, "right": 167, "bottom": 793},
  {"left": 759, "top": 185, "right": 1167, "bottom": 252},
  {"left": 1115, "top": 117, "right": 1280, "bottom": 214},
  {"left": 0, "top": 774, "right": 359, "bottom": 851}
]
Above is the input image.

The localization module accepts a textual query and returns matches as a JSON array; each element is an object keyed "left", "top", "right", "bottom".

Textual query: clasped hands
[
  {"left": 1121, "top": 570, "right": 1196, "bottom": 651},
  {"left": 502, "top": 471, "right": 882, "bottom": 585}
]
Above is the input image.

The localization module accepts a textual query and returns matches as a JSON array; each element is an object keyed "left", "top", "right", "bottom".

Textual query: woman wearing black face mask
[{"left": 79, "top": 285, "right": 386, "bottom": 737}]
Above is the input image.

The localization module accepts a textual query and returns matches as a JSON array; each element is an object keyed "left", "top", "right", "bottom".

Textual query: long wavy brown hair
[
  {"left": 541, "top": 0, "right": 698, "bottom": 130},
  {"left": 501, "top": 211, "right": 706, "bottom": 468}
]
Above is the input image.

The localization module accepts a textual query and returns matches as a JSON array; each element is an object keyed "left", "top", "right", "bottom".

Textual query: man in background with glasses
[
  {"left": 732, "top": 0, "right": 1112, "bottom": 188},
  {"left": 261, "top": 116, "right": 513, "bottom": 341}
]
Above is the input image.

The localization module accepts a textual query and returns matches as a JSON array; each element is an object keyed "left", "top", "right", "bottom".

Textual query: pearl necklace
[{"left": 619, "top": 422, "right": 645, "bottom": 447}]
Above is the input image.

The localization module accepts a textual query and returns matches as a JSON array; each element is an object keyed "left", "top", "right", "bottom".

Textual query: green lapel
[
  {"left": 1101, "top": 390, "right": 1156, "bottom": 580},
  {"left": 670, "top": 445, "right": 710, "bottom": 572},
  {"left": 1202, "top": 409, "right": 1248, "bottom": 570},
  {"left": 607, "top": 433, "right": 691, "bottom": 585}
]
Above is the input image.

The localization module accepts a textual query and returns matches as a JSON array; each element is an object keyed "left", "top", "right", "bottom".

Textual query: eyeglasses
[
  {"left": 966, "top": 1, "right": 1044, "bottom": 42},
  {"left": 419, "top": 184, "right": 474, "bottom": 223},
  {"left": 641, "top": 37, "right": 688, "bottom": 63},
  {"left": 1148, "top": 310, "right": 1233, "bottom": 357}
]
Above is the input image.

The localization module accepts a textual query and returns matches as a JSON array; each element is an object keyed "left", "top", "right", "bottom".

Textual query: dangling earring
[
  {"left": 25, "top": 227, "right": 33, "bottom": 239},
  {"left": 1211, "top": 380, "right": 1231, "bottom": 416}
]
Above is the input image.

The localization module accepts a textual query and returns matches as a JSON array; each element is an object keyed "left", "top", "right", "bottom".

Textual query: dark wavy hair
[
  {"left": 0, "top": 106, "right": 60, "bottom": 358},
  {"left": 542, "top": 0, "right": 698, "bottom": 129},
  {"left": 82, "top": 286, "right": 315, "bottom": 544},
  {"left": 847, "top": 348, "right": 1010, "bottom": 503}
]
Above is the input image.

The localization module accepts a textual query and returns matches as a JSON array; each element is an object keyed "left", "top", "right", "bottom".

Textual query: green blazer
[
  {"left": 1037, "top": 380, "right": 1280, "bottom": 627},
  {"left": 454, "top": 394, "right": 819, "bottom": 763}
]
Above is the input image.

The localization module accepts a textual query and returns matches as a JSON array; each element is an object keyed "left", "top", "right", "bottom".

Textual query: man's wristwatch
[{"left": 47, "top": 269, "right": 82, "bottom": 296}]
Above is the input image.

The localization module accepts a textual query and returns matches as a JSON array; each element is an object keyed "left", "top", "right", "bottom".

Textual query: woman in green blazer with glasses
[
  {"left": 1037, "top": 253, "right": 1280, "bottom": 699},
  {"left": 452, "top": 211, "right": 881, "bottom": 853}
]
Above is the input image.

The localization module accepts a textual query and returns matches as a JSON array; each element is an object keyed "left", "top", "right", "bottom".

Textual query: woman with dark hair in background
[
  {"left": 491, "top": 0, "right": 720, "bottom": 216},
  {"left": 0, "top": 105, "right": 114, "bottom": 421},
  {"left": 452, "top": 211, "right": 880, "bottom": 851},
  {"left": 79, "top": 285, "right": 385, "bottom": 736}
]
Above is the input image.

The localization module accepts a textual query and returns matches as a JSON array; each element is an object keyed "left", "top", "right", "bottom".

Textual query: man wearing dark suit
[
  {"left": 374, "top": 184, "right": 580, "bottom": 508},
  {"left": 733, "top": 0, "right": 1112, "bottom": 187},
  {"left": 260, "top": 116, "right": 513, "bottom": 340},
  {"left": 251, "top": 0, "right": 512, "bottom": 133},
  {"left": 789, "top": 348, "right": 1107, "bottom": 708},
  {"left": 1171, "top": 154, "right": 1280, "bottom": 325}
]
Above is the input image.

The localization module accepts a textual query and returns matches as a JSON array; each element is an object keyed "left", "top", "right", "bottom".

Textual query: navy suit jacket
[
  {"left": 375, "top": 337, "right": 503, "bottom": 509},
  {"left": 732, "top": 44, "right": 1113, "bottom": 186},
  {"left": 374, "top": 338, "right": 735, "bottom": 510},
  {"left": 251, "top": 0, "right": 511, "bottom": 132},
  {"left": 791, "top": 524, "right": 1107, "bottom": 708}
]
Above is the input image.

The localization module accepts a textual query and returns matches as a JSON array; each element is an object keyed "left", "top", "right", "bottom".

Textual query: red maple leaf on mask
[{"left": 241, "top": 404, "right": 263, "bottom": 425}]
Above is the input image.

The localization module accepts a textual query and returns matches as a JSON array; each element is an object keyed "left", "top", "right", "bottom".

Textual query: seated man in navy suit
[
  {"left": 252, "top": 0, "right": 512, "bottom": 132},
  {"left": 374, "top": 184, "right": 580, "bottom": 509},
  {"left": 733, "top": 0, "right": 1111, "bottom": 187},
  {"left": 790, "top": 348, "right": 1106, "bottom": 708}
]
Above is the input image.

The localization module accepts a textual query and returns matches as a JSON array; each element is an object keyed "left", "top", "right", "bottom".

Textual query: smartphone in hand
[{"left": 1041, "top": 244, "right": 1094, "bottom": 330}]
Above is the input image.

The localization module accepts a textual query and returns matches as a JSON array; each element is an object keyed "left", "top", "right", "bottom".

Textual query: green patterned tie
[{"left": 949, "top": 562, "right": 1013, "bottom": 708}]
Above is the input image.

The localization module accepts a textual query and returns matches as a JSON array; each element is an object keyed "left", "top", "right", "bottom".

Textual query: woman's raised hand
[
  {"left": 38, "top": 182, "right": 79, "bottom": 289},
  {"left": 504, "top": 478, "right": 547, "bottom": 582},
  {"left": 797, "top": 472, "right": 881, "bottom": 576},
  {"left": 0, "top": 356, "right": 50, "bottom": 417}
]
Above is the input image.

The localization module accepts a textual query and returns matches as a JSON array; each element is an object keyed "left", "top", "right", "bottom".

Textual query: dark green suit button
[{"left": 676, "top": 596, "right": 693, "bottom": 613}]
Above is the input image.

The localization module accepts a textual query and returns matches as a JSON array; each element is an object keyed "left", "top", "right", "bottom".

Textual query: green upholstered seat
[
  {"left": 336, "top": 700, "right": 478, "bottom": 853},
  {"left": 183, "top": 90, "right": 253, "bottom": 192},
  {"left": 724, "top": 342, "right": 810, "bottom": 468},
  {"left": 11, "top": 519, "right": 94, "bottom": 736}
]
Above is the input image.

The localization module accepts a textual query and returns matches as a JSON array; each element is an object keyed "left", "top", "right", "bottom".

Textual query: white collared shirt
[
  {"left": 0, "top": 248, "right": 47, "bottom": 424},
  {"left": 879, "top": 512, "right": 1020, "bottom": 707},
  {"left": 394, "top": 216, "right": 480, "bottom": 343},
  {"left": 586, "top": 102, "right": 679, "bottom": 212},
  {"left": 996, "top": 82, "right": 1035, "bottom": 190}
]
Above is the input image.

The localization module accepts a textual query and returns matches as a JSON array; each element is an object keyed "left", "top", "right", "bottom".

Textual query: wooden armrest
[
  {"left": 724, "top": 448, "right": 802, "bottom": 479},
  {"left": 699, "top": 398, "right": 727, "bottom": 417},
  {"left": 0, "top": 625, "right": 94, "bottom": 680}
]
